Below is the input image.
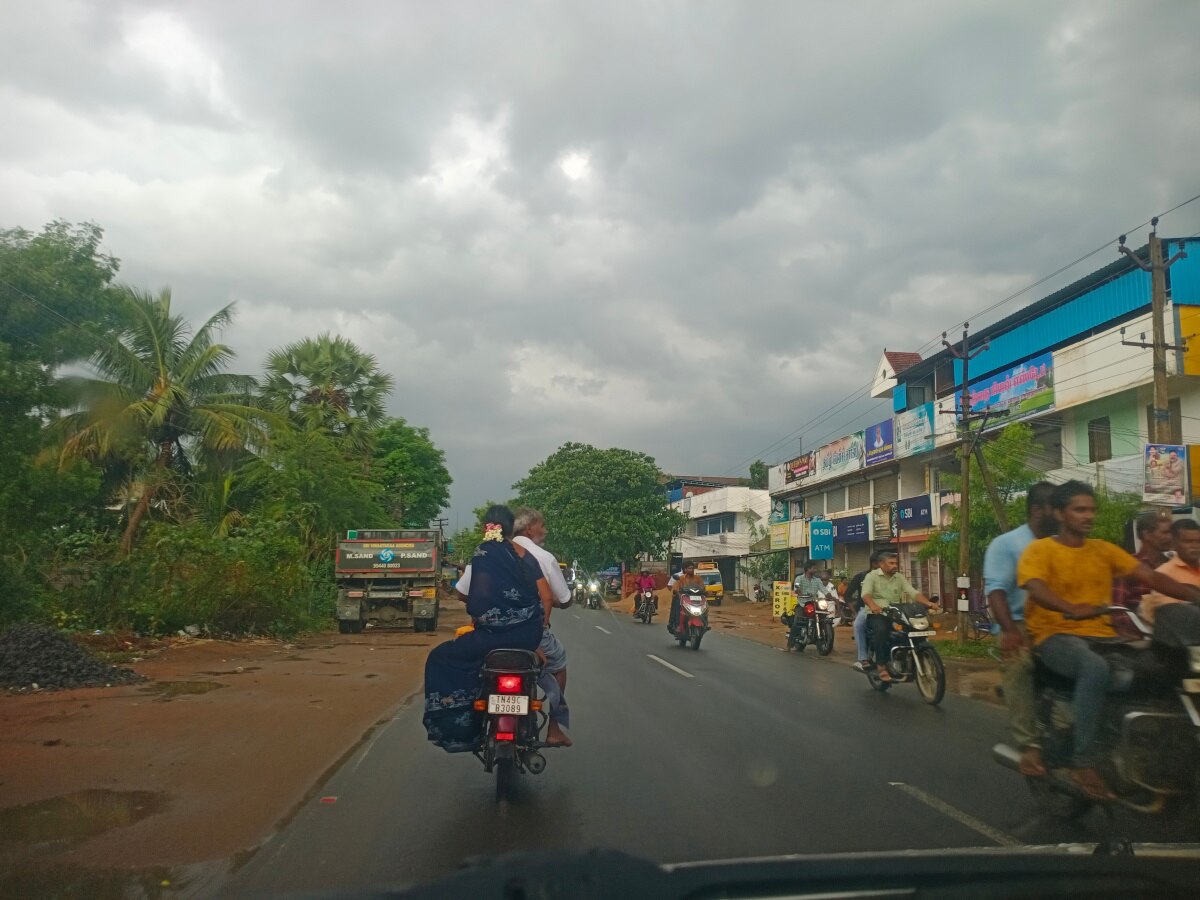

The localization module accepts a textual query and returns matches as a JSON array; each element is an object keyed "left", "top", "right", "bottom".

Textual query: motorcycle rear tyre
[
  {"left": 817, "top": 625, "right": 834, "bottom": 656},
  {"left": 495, "top": 757, "right": 514, "bottom": 802},
  {"left": 915, "top": 645, "right": 946, "bottom": 705}
]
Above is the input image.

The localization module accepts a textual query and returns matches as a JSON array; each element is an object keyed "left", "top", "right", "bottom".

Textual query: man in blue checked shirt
[{"left": 982, "top": 481, "right": 1056, "bottom": 777}]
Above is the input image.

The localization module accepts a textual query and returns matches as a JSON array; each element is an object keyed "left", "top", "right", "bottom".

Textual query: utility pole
[
  {"left": 942, "top": 324, "right": 990, "bottom": 644},
  {"left": 1119, "top": 218, "right": 1189, "bottom": 443}
]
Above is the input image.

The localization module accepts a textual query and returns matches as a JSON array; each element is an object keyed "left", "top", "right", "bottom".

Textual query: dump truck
[{"left": 334, "top": 529, "right": 442, "bottom": 633}]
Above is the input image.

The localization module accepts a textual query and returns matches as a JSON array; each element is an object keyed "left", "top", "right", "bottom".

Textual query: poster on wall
[
  {"left": 873, "top": 502, "right": 898, "bottom": 539},
  {"left": 816, "top": 432, "right": 865, "bottom": 480},
  {"left": 769, "top": 499, "right": 788, "bottom": 524},
  {"left": 770, "top": 522, "right": 789, "bottom": 550},
  {"left": 1144, "top": 444, "right": 1189, "bottom": 505},
  {"left": 958, "top": 351, "right": 1055, "bottom": 426},
  {"left": 784, "top": 452, "right": 816, "bottom": 483},
  {"left": 895, "top": 403, "right": 935, "bottom": 457},
  {"left": 864, "top": 418, "right": 895, "bottom": 467}
]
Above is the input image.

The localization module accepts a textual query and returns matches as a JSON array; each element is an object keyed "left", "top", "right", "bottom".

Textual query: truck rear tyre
[
  {"left": 338, "top": 620, "right": 364, "bottom": 635},
  {"left": 415, "top": 619, "right": 435, "bottom": 633}
]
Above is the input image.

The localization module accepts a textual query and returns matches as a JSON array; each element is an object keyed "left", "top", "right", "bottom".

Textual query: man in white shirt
[{"left": 455, "top": 508, "right": 573, "bottom": 747}]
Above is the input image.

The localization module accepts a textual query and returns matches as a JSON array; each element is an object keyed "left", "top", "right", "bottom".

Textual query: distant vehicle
[
  {"left": 334, "top": 529, "right": 442, "bottom": 633},
  {"left": 695, "top": 562, "right": 724, "bottom": 606}
]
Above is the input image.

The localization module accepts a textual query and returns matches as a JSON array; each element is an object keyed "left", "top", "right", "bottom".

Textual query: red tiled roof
[{"left": 883, "top": 351, "right": 922, "bottom": 375}]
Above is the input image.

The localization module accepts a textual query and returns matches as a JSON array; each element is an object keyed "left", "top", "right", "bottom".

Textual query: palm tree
[
  {"left": 53, "top": 286, "right": 268, "bottom": 553},
  {"left": 259, "top": 333, "right": 393, "bottom": 451}
]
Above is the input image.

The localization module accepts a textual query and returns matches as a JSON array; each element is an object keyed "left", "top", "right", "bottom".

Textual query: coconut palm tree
[
  {"left": 259, "top": 333, "right": 393, "bottom": 451},
  {"left": 53, "top": 286, "right": 268, "bottom": 553}
]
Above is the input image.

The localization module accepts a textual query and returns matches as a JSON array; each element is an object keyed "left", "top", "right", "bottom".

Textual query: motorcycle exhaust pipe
[{"left": 992, "top": 743, "right": 1021, "bottom": 773}]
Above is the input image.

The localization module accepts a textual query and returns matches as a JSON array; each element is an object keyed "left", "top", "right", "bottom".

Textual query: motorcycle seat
[{"left": 483, "top": 648, "right": 541, "bottom": 673}]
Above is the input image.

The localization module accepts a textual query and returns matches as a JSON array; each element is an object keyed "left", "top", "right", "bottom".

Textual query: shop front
[
  {"left": 894, "top": 493, "right": 941, "bottom": 598},
  {"left": 831, "top": 513, "right": 872, "bottom": 575}
]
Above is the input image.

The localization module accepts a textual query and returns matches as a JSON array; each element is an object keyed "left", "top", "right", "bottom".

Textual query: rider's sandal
[
  {"left": 1018, "top": 748, "right": 1047, "bottom": 777},
  {"left": 1069, "top": 768, "right": 1116, "bottom": 802}
]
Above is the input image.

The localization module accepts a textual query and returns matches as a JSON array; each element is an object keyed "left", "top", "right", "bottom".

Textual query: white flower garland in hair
[{"left": 483, "top": 523, "right": 504, "bottom": 542}]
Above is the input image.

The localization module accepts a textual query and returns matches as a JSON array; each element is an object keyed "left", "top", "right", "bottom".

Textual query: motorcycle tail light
[
  {"left": 496, "top": 675, "right": 523, "bottom": 694},
  {"left": 495, "top": 731, "right": 515, "bottom": 741},
  {"left": 804, "top": 602, "right": 816, "bottom": 616}
]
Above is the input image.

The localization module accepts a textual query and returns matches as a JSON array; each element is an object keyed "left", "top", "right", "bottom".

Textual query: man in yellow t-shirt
[{"left": 1017, "top": 480, "right": 1200, "bottom": 801}]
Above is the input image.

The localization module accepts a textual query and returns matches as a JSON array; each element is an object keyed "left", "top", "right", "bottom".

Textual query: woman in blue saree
[{"left": 423, "top": 505, "right": 551, "bottom": 750}]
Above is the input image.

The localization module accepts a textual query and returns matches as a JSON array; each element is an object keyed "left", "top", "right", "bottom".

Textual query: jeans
[
  {"left": 1036, "top": 634, "right": 1110, "bottom": 768},
  {"left": 867, "top": 614, "right": 892, "bottom": 665},
  {"left": 1152, "top": 603, "right": 1200, "bottom": 647},
  {"left": 1000, "top": 645, "right": 1039, "bottom": 750},
  {"left": 853, "top": 608, "right": 869, "bottom": 660}
]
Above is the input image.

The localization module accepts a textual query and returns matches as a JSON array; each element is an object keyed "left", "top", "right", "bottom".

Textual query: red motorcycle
[
  {"left": 672, "top": 585, "right": 710, "bottom": 650},
  {"left": 475, "top": 649, "right": 547, "bottom": 801}
]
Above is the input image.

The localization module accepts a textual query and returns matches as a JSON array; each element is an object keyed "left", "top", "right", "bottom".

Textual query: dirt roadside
[
  {"left": 0, "top": 605, "right": 468, "bottom": 896},
  {"left": 617, "top": 590, "right": 1003, "bottom": 705}
]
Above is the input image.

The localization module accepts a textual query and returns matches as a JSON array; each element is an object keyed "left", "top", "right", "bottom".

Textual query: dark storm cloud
[{"left": 2, "top": 0, "right": 1199, "bottom": 522}]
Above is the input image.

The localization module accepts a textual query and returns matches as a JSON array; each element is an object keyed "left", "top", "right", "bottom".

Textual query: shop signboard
[
  {"left": 809, "top": 520, "right": 834, "bottom": 560},
  {"left": 770, "top": 522, "right": 789, "bottom": 550},
  {"left": 896, "top": 494, "right": 933, "bottom": 529},
  {"left": 832, "top": 514, "right": 870, "bottom": 544},
  {"left": 895, "top": 402, "right": 935, "bottom": 457},
  {"left": 784, "top": 451, "right": 816, "bottom": 483},
  {"left": 873, "top": 502, "right": 898, "bottom": 539},
  {"left": 958, "top": 351, "right": 1055, "bottom": 427},
  {"left": 864, "top": 419, "right": 895, "bottom": 467},
  {"left": 772, "top": 581, "right": 795, "bottom": 618},
  {"left": 816, "top": 432, "right": 865, "bottom": 480},
  {"left": 1144, "top": 444, "right": 1189, "bottom": 505}
]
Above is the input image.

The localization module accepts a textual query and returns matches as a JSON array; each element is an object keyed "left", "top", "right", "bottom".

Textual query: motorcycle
[
  {"left": 635, "top": 589, "right": 657, "bottom": 624},
  {"left": 586, "top": 580, "right": 603, "bottom": 610},
  {"left": 861, "top": 602, "right": 946, "bottom": 705},
  {"left": 672, "top": 585, "right": 709, "bottom": 650},
  {"left": 572, "top": 580, "right": 586, "bottom": 606},
  {"left": 753, "top": 582, "right": 768, "bottom": 603},
  {"left": 994, "top": 607, "right": 1200, "bottom": 822},
  {"left": 782, "top": 594, "right": 836, "bottom": 656},
  {"left": 475, "top": 648, "right": 549, "bottom": 801}
]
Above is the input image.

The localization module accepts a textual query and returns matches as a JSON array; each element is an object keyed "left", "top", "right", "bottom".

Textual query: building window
[
  {"left": 1087, "top": 417, "right": 1112, "bottom": 463},
  {"left": 848, "top": 481, "right": 871, "bottom": 509},
  {"left": 1145, "top": 398, "right": 1183, "bottom": 445},
  {"left": 908, "top": 384, "right": 928, "bottom": 407},
  {"left": 790, "top": 499, "right": 805, "bottom": 520},
  {"left": 696, "top": 513, "right": 736, "bottom": 536},
  {"left": 873, "top": 475, "right": 899, "bottom": 504},
  {"left": 825, "top": 488, "right": 846, "bottom": 514}
]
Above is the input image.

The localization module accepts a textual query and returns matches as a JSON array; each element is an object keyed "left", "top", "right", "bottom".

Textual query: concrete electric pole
[{"left": 1119, "top": 219, "right": 1189, "bottom": 443}]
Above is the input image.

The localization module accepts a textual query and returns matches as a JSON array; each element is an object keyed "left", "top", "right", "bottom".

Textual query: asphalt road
[{"left": 223, "top": 603, "right": 1187, "bottom": 897}]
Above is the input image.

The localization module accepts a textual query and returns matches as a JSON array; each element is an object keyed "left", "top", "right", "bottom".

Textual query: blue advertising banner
[
  {"left": 896, "top": 494, "right": 933, "bottom": 529},
  {"left": 864, "top": 419, "right": 895, "bottom": 467},
  {"left": 958, "top": 351, "right": 1055, "bottom": 425},
  {"left": 832, "top": 514, "right": 870, "bottom": 544},
  {"left": 809, "top": 520, "right": 834, "bottom": 560}
]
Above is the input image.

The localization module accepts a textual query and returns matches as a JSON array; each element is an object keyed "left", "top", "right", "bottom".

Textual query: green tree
[
  {"left": 371, "top": 418, "right": 452, "bottom": 526},
  {"left": 1089, "top": 488, "right": 1144, "bottom": 547},
  {"left": 52, "top": 287, "right": 267, "bottom": 553},
  {"left": 918, "top": 423, "right": 1042, "bottom": 574},
  {"left": 749, "top": 459, "right": 769, "bottom": 489},
  {"left": 741, "top": 519, "right": 787, "bottom": 586},
  {"left": 512, "top": 443, "right": 687, "bottom": 569},
  {"left": 260, "top": 333, "right": 393, "bottom": 452}
]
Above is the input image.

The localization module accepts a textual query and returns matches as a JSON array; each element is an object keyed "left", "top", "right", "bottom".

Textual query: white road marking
[
  {"left": 647, "top": 654, "right": 695, "bottom": 678},
  {"left": 594, "top": 625, "right": 611, "bottom": 634},
  {"left": 889, "top": 782, "right": 1020, "bottom": 847}
]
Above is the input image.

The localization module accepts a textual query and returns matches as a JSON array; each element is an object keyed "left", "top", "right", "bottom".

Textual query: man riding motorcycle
[
  {"left": 860, "top": 551, "right": 941, "bottom": 680},
  {"left": 668, "top": 563, "right": 704, "bottom": 635},
  {"left": 634, "top": 568, "right": 658, "bottom": 617},
  {"left": 1018, "top": 480, "right": 1200, "bottom": 801}
]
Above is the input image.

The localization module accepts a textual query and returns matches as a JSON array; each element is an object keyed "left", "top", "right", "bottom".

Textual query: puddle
[
  {"left": 0, "top": 860, "right": 185, "bottom": 899},
  {"left": 0, "top": 790, "right": 167, "bottom": 847},
  {"left": 138, "top": 681, "right": 226, "bottom": 699}
]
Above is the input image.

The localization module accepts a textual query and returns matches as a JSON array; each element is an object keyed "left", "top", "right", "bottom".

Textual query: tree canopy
[
  {"left": 512, "top": 442, "right": 686, "bottom": 569},
  {"left": 371, "top": 418, "right": 452, "bottom": 526}
]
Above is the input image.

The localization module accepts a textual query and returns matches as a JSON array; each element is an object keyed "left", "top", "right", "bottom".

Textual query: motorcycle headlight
[
  {"left": 1189, "top": 646, "right": 1200, "bottom": 674},
  {"left": 588, "top": 582, "right": 598, "bottom": 591},
  {"left": 816, "top": 599, "right": 829, "bottom": 610},
  {"left": 910, "top": 616, "right": 929, "bottom": 630},
  {"left": 683, "top": 602, "right": 705, "bottom": 616}
]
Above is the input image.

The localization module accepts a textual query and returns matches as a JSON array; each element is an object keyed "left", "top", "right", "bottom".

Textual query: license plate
[
  {"left": 1183, "top": 678, "right": 1200, "bottom": 693},
  {"left": 487, "top": 695, "right": 529, "bottom": 715},
  {"left": 909, "top": 630, "right": 937, "bottom": 638}
]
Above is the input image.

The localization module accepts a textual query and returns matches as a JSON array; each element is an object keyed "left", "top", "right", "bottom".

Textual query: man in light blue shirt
[{"left": 982, "top": 481, "right": 1056, "bottom": 776}]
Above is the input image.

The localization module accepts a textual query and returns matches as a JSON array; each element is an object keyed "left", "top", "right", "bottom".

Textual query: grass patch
[{"left": 934, "top": 638, "right": 1000, "bottom": 660}]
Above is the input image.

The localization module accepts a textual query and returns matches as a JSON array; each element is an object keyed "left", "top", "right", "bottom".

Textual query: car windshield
[{"left": 3, "top": 2, "right": 1200, "bottom": 898}]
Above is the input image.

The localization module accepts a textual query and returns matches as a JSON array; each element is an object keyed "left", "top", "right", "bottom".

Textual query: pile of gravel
[{"left": 0, "top": 624, "right": 144, "bottom": 691}]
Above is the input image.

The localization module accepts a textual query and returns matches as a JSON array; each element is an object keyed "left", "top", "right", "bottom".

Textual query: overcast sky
[{"left": 4, "top": 0, "right": 1200, "bottom": 526}]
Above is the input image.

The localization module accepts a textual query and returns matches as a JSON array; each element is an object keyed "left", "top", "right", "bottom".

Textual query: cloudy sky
[{"left": 4, "top": 0, "right": 1200, "bottom": 525}]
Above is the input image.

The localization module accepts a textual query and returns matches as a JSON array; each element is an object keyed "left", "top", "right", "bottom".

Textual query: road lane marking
[
  {"left": 647, "top": 654, "right": 694, "bottom": 678},
  {"left": 595, "top": 625, "right": 611, "bottom": 634},
  {"left": 888, "top": 782, "right": 1019, "bottom": 847}
]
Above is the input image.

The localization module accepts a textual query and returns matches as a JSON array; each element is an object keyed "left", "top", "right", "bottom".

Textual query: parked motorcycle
[
  {"left": 586, "top": 579, "right": 603, "bottom": 610},
  {"left": 476, "top": 648, "right": 549, "bottom": 801},
  {"left": 994, "top": 607, "right": 1200, "bottom": 822},
  {"left": 635, "top": 589, "right": 657, "bottom": 624},
  {"left": 672, "top": 585, "right": 709, "bottom": 650},
  {"left": 861, "top": 602, "right": 945, "bottom": 704},
  {"left": 783, "top": 594, "right": 836, "bottom": 656}
]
